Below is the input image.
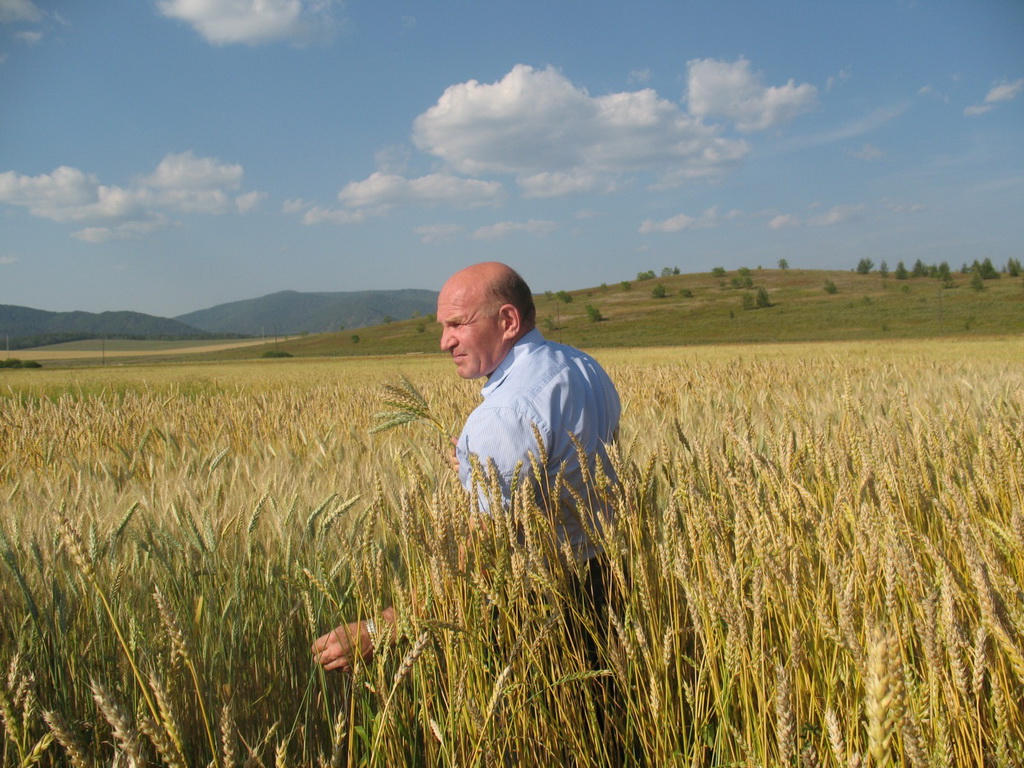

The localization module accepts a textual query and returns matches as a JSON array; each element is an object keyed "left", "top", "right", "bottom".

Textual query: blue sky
[{"left": 1, "top": 0, "right": 1022, "bottom": 317}]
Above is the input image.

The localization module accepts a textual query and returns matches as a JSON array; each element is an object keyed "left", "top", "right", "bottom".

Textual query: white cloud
[
  {"left": 143, "top": 150, "right": 242, "bottom": 191},
  {"left": 808, "top": 203, "right": 864, "bottom": 226},
  {"left": 687, "top": 57, "right": 817, "bottom": 131},
  {"left": 884, "top": 200, "right": 926, "bottom": 214},
  {"left": 282, "top": 198, "right": 312, "bottom": 214},
  {"left": 336, "top": 172, "right": 505, "bottom": 210},
  {"left": 638, "top": 205, "right": 737, "bottom": 233},
  {"left": 984, "top": 78, "right": 1024, "bottom": 103},
  {"left": 301, "top": 206, "right": 369, "bottom": 225},
  {"left": 852, "top": 143, "right": 883, "bottom": 160},
  {"left": 769, "top": 214, "right": 800, "bottom": 229},
  {"left": 471, "top": 219, "right": 557, "bottom": 240},
  {"left": 285, "top": 195, "right": 377, "bottom": 225},
  {"left": 415, "top": 223, "right": 464, "bottom": 244},
  {"left": 0, "top": 152, "right": 255, "bottom": 239},
  {"left": 139, "top": 151, "right": 244, "bottom": 213},
  {"left": 518, "top": 170, "right": 615, "bottom": 198},
  {"left": 373, "top": 144, "right": 412, "bottom": 175},
  {"left": 772, "top": 105, "right": 904, "bottom": 156},
  {"left": 0, "top": 166, "right": 143, "bottom": 222},
  {"left": 0, "top": 255, "right": 17, "bottom": 265},
  {"left": 965, "top": 78, "right": 1024, "bottom": 116},
  {"left": 826, "top": 69, "right": 851, "bottom": 91},
  {"left": 639, "top": 212, "right": 693, "bottom": 234},
  {"left": 157, "top": 0, "right": 341, "bottom": 46},
  {"left": 0, "top": 0, "right": 43, "bottom": 23},
  {"left": 72, "top": 216, "right": 171, "bottom": 243},
  {"left": 235, "top": 190, "right": 266, "bottom": 213},
  {"left": 919, "top": 84, "right": 948, "bottom": 102},
  {"left": 639, "top": 206, "right": 726, "bottom": 234},
  {"left": 412, "top": 64, "right": 749, "bottom": 192}
]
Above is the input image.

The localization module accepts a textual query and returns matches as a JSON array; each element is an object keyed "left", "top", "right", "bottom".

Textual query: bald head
[
  {"left": 449, "top": 262, "right": 536, "bottom": 329},
  {"left": 436, "top": 262, "right": 536, "bottom": 379}
]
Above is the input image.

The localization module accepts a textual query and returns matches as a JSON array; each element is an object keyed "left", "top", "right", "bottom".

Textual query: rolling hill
[
  {"left": 0, "top": 305, "right": 208, "bottom": 349},
  {"left": 174, "top": 289, "right": 439, "bottom": 336},
  {"left": 7, "top": 267, "right": 1021, "bottom": 364},
  {"left": 225, "top": 266, "right": 1023, "bottom": 360},
  {"left": 2, "top": 289, "right": 441, "bottom": 349}
]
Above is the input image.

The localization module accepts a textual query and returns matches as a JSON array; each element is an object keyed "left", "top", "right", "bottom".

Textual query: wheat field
[{"left": 1, "top": 339, "right": 1022, "bottom": 767}]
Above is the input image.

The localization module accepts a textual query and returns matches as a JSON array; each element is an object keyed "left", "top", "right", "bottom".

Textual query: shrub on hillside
[{"left": 0, "top": 358, "right": 42, "bottom": 368}]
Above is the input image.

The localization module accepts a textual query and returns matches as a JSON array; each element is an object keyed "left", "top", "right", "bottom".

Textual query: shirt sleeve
[{"left": 457, "top": 403, "right": 550, "bottom": 510}]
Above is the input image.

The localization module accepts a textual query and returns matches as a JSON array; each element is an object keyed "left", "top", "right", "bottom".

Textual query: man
[{"left": 313, "top": 261, "right": 621, "bottom": 672}]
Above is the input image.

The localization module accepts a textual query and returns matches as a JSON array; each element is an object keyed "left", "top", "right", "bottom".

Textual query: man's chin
[{"left": 453, "top": 363, "right": 483, "bottom": 380}]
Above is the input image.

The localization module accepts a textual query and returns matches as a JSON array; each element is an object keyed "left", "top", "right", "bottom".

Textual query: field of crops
[{"left": 1, "top": 338, "right": 1022, "bottom": 767}]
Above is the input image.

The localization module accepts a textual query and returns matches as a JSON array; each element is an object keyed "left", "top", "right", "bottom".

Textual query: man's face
[{"left": 437, "top": 281, "right": 511, "bottom": 379}]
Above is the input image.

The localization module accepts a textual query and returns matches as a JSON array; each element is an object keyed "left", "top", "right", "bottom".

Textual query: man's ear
[{"left": 498, "top": 303, "right": 521, "bottom": 339}]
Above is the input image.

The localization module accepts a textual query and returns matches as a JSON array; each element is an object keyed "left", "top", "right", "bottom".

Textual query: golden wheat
[{"left": 0, "top": 339, "right": 1020, "bottom": 766}]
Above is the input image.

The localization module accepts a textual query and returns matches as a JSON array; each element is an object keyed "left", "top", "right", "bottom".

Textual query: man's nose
[{"left": 440, "top": 328, "right": 454, "bottom": 351}]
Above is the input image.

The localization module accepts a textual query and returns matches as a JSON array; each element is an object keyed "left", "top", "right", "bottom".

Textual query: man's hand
[
  {"left": 312, "top": 606, "right": 396, "bottom": 673},
  {"left": 450, "top": 437, "right": 460, "bottom": 474},
  {"left": 312, "top": 620, "right": 372, "bottom": 673}
]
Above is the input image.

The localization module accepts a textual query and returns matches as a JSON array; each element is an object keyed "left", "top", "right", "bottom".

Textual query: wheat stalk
[{"left": 369, "top": 375, "right": 451, "bottom": 438}]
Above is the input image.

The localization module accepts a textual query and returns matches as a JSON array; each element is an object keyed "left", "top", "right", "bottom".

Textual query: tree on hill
[
  {"left": 972, "top": 258, "right": 999, "bottom": 280},
  {"left": 856, "top": 258, "right": 874, "bottom": 274},
  {"left": 937, "top": 262, "right": 953, "bottom": 286}
]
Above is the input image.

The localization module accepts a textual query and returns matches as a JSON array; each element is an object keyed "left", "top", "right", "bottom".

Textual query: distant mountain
[
  {"left": 174, "top": 289, "right": 439, "bottom": 336},
  {"left": 0, "top": 305, "right": 208, "bottom": 349}
]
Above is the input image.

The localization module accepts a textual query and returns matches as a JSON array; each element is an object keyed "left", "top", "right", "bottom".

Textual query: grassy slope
[
  {"left": 14, "top": 268, "right": 1023, "bottom": 366},
  {"left": 221, "top": 267, "right": 1024, "bottom": 359}
]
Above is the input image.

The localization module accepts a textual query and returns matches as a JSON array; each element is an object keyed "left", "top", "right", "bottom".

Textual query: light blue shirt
[{"left": 456, "top": 328, "right": 621, "bottom": 559}]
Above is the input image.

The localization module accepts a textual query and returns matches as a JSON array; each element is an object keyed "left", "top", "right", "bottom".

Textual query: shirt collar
[{"left": 482, "top": 327, "right": 545, "bottom": 395}]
